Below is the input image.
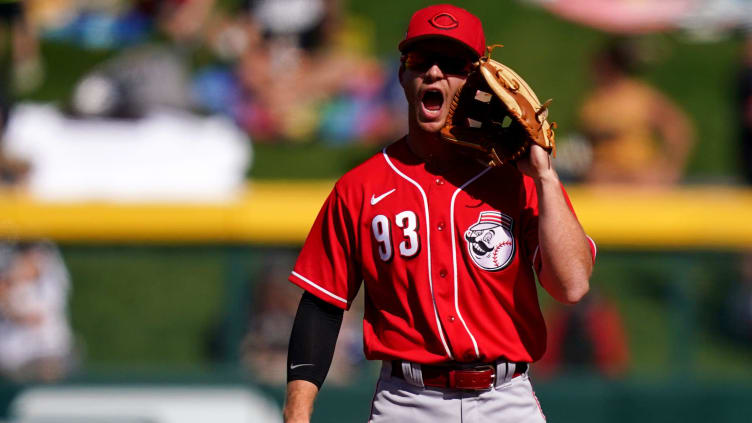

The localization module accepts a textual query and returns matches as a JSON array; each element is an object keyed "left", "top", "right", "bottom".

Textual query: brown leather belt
[{"left": 391, "top": 361, "right": 528, "bottom": 390}]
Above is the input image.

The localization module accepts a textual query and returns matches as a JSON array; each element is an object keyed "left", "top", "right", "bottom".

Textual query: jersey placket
[{"left": 427, "top": 173, "right": 479, "bottom": 362}]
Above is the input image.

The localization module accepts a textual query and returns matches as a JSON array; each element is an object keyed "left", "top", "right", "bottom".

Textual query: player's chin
[
  {"left": 416, "top": 120, "right": 445, "bottom": 134},
  {"left": 415, "top": 111, "right": 449, "bottom": 133}
]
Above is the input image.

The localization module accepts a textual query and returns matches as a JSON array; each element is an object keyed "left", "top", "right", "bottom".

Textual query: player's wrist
[
  {"left": 283, "top": 413, "right": 311, "bottom": 423},
  {"left": 531, "top": 167, "right": 559, "bottom": 184},
  {"left": 283, "top": 404, "right": 313, "bottom": 423},
  {"left": 283, "top": 380, "right": 317, "bottom": 423}
]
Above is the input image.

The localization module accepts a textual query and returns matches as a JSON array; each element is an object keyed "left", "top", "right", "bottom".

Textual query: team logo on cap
[
  {"left": 464, "top": 211, "right": 515, "bottom": 271},
  {"left": 429, "top": 12, "right": 459, "bottom": 30}
]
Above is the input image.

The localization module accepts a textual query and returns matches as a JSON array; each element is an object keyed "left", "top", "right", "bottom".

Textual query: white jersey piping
[
  {"left": 291, "top": 271, "right": 348, "bottom": 304},
  {"left": 532, "top": 245, "right": 540, "bottom": 267},
  {"left": 586, "top": 235, "right": 597, "bottom": 259},
  {"left": 382, "top": 147, "right": 454, "bottom": 360},
  {"left": 450, "top": 167, "right": 492, "bottom": 359}
]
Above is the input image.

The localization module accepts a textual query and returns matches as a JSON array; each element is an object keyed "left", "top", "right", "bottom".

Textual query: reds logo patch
[{"left": 464, "top": 211, "right": 515, "bottom": 271}]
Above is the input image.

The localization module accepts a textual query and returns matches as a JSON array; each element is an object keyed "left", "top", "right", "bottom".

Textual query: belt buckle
[{"left": 452, "top": 365, "right": 495, "bottom": 390}]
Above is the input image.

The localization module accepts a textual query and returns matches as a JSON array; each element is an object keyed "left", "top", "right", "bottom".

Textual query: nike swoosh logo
[
  {"left": 370, "top": 189, "right": 396, "bottom": 205},
  {"left": 290, "top": 363, "right": 314, "bottom": 370}
]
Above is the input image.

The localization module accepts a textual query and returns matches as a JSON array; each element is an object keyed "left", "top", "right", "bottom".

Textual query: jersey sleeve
[
  {"left": 520, "top": 178, "right": 597, "bottom": 274},
  {"left": 289, "top": 186, "right": 362, "bottom": 310}
]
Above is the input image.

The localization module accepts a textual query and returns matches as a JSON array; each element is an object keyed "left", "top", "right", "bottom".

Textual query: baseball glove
[{"left": 440, "top": 45, "right": 556, "bottom": 167}]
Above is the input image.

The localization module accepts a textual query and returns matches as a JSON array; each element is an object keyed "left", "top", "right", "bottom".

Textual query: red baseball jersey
[{"left": 290, "top": 138, "right": 597, "bottom": 364}]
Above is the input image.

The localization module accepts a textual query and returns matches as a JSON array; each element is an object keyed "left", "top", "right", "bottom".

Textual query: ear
[{"left": 398, "top": 64, "right": 406, "bottom": 87}]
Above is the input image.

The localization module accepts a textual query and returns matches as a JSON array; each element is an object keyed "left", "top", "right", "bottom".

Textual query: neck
[{"left": 405, "top": 129, "right": 457, "bottom": 171}]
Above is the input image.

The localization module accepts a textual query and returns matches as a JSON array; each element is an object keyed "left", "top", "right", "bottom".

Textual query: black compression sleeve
[{"left": 287, "top": 291, "right": 344, "bottom": 388}]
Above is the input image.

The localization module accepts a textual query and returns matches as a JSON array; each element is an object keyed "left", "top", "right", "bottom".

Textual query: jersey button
[
  {"left": 439, "top": 269, "right": 447, "bottom": 278},
  {"left": 435, "top": 178, "right": 444, "bottom": 185},
  {"left": 437, "top": 221, "right": 445, "bottom": 231},
  {"left": 449, "top": 315, "right": 456, "bottom": 322}
]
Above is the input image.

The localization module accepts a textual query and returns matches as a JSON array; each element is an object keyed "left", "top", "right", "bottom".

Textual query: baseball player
[{"left": 283, "top": 4, "right": 596, "bottom": 422}]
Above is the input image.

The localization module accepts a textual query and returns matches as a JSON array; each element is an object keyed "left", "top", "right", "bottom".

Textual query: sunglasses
[{"left": 402, "top": 51, "right": 475, "bottom": 76}]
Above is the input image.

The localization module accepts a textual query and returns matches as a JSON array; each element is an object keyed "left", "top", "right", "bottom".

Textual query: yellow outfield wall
[{"left": 1, "top": 182, "right": 751, "bottom": 249}]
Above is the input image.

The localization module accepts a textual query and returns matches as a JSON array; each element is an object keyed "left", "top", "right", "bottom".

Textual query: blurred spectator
[
  {"left": 543, "top": 38, "right": 696, "bottom": 379},
  {"left": 0, "top": 242, "right": 75, "bottom": 382},
  {"left": 537, "top": 292, "right": 630, "bottom": 378},
  {"left": 577, "top": 38, "right": 694, "bottom": 185},
  {"left": 720, "top": 252, "right": 752, "bottom": 345},
  {"left": 0, "top": 0, "right": 42, "bottom": 97},
  {"left": 737, "top": 35, "right": 752, "bottom": 185},
  {"left": 0, "top": 146, "right": 27, "bottom": 186},
  {"left": 240, "top": 251, "right": 364, "bottom": 385},
  {"left": 0, "top": 0, "right": 40, "bottom": 187},
  {"left": 152, "top": 0, "right": 217, "bottom": 43}
]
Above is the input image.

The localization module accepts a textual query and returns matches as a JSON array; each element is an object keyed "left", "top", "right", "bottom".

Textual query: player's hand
[{"left": 515, "top": 144, "right": 556, "bottom": 181}]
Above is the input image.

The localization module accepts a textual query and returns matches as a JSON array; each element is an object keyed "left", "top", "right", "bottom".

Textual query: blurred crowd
[
  {"left": 20, "top": 0, "right": 405, "bottom": 143},
  {"left": 0, "top": 0, "right": 407, "bottom": 201}
]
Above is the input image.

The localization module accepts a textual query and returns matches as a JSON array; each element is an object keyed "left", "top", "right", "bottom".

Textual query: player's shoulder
[{"left": 333, "top": 137, "right": 409, "bottom": 195}]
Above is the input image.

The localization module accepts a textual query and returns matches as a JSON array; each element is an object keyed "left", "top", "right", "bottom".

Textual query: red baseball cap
[{"left": 398, "top": 4, "right": 486, "bottom": 58}]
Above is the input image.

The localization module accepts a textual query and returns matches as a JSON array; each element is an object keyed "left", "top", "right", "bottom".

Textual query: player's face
[{"left": 400, "top": 40, "right": 475, "bottom": 134}]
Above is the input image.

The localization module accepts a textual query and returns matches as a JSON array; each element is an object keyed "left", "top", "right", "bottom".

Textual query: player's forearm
[
  {"left": 534, "top": 171, "right": 592, "bottom": 304},
  {"left": 284, "top": 292, "right": 344, "bottom": 422},
  {"left": 283, "top": 380, "right": 319, "bottom": 423}
]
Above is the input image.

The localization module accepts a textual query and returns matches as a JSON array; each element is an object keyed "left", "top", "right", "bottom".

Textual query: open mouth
[{"left": 421, "top": 89, "right": 443, "bottom": 112}]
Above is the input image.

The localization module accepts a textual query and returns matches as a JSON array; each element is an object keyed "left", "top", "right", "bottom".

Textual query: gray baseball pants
[{"left": 368, "top": 361, "right": 546, "bottom": 422}]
